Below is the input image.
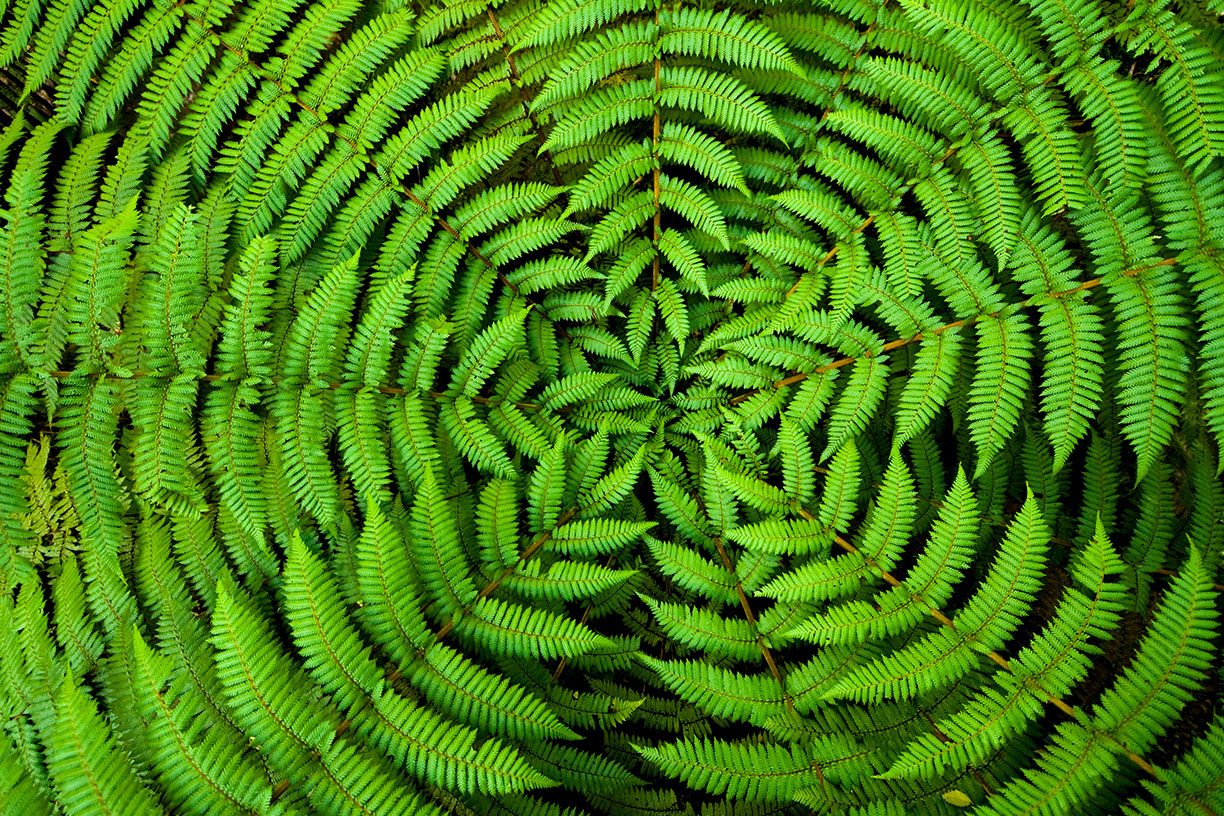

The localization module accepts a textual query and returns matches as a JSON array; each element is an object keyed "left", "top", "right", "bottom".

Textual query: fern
[{"left": 0, "top": 0, "right": 1222, "bottom": 813}]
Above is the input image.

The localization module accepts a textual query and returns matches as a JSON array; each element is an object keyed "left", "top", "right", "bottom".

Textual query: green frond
[
  {"left": 130, "top": 375, "right": 207, "bottom": 517},
  {"left": 772, "top": 416, "right": 816, "bottom": 505},
  {"left": 336, "top": 388, "right": 393, "bottom": 504},
  {"left": 282, "top": 251, "right": 362, "bottom": 385},
  {"left": 659, "top": 122, "right": 748, "bottom": 194},
  {"left": 727, "top": 517, "right": 829, "bottom": 556},
  {"left": 1003, "top": 90, "right": 1090, "bottom": 214},
  {"left": 0, "top": 733, "right": 53, "bottom": 816},
  {"left": 534, "top": 20, "right": 657, "bottom": 110},
  {"left": 51, "top": 556, "right": 103, "bottom": 676},
  {"left": 1107, "top": 263, "right": 1190, "bottom": 482},
  {"left": 64, "top": 199, "right": 138, "bottom": 371},
  {"left": 646, "top": 534, "right": 734, "bottom": 602},
  {"left": 449, "top": 307, "right": 530, "bottom": 397},
  {"left": 510, "top": 556, "right": 639, "bottom": 602},
  {"left": 0, "top": 376, "right": 41, "bottom": 552},
  {"left": 826, "top": 491, "right": 1047, "bottom": 703},
  {"left": 820, "top": 354, "right": 889, "bottom": 461},
  {"left": 273, "top": 387, "right": 342, "bottom": 527},
  {"left": 1121, "top": 712, "right": 1224, "bottom": 816},
  {"left": 1187, "top": 254, "right": 1224, "bottom": 466},
  {"left": 46, "top": 672, "right": 162, "bottom": 815},
  {"left": 885, "top": 518, "right": 1124, "bottom": 782},
  {"left": 50, "top": 0, "right": 145, "bottom": 125},
  {"left": 891, "top": 329, "right": 962, "bottom": 450},
  {"left": 353, "top": 501, "right": 428, "bottom": 664},
  {"left": 128, "top": 629, "right": 279, "bottom": 816},
  {"left": 564, "top": 143, "right": 653, "bottom": 217},
  {"left": 859, "top": 56, "right": 986, "bottom": 139},
  {"left": 1091, "top": 546, "right": 1219, "bottom": 753},
  {"left": 577, "top": 443, "right": 647, "bottom": 517},
  {"left": 1124, "top": 9, "right": 1224, "bottom": 169},
  {"left": 410, "top": 471, "right": 478, "bottom": 617},
  {"left": 659, "top": 7, "right": 803, "bottom": 76},
  {"left": 636, "top": 737, "right": 843, "bottom": 802},
  {"left": 56, "top": 380, "right": 130, "bottom": 570},
  {"left": 517, "top": 740, "right": 641, "bottom": 793},
  {"left": 131, "top": 520, "right": 244, "bottom": 743},
  {"left": 1, "top": 121, "right": 56, "bottom": 366},
  {"left": 659, "top": 176, "right": 728, "bottom": 249},
  {"left": 274, "top": 0, "right": 364, "bottom": 89},
  {"left": 654, "top": 277, "right": 691, "bottom": 347},
  {"left": 641, "top": 656, "right": 786, "bottom": 727},
  {"left": 354, "top": 687, "right": 556, "bottom": 796},
  {"left": 542, "top": 81, "right": 655, "bottom": 156},
  {"left": 412, "top": 641, "right": 577, "bottom": 742},
  {"left": 442, "top": 395, "right": 519, "bottom": 478},
  {"left": 527, "top": 437, "right": 567, "bottom": 536},
  {"left": 455, "top": 595, "right": 616, "bottom": 660},
  {"left": 816, "top": 441, "right": 861, "bottom": 534},
  {"left": 343, "top": 270, "right": 415, "bottom": 388},
  {"left": 1038, "top": 297, "right": 1105, "bottom": 472},
  {"left": 658, "top": 67, "right": 783, "bottom": 141},
  {"left": 1062, "top": 59, "right": 1148, "bottom": 189},
  {"left": 968, "top": 313, "right": 1034, "bottom": 478},
  {"left": 650, "top": 473, "right": 714, "bottom": 545},
  {"left": 794, "top": 470, "right": 977, "bottom": 647},
  {"left": 284, "top": 535, "right": 384, "bottom": 709},
  {"left": 973, "top": 721, "right": 1117, "bottom": 816},
  {"left": 642, "top": 597, "right": 761, "bottom": 662},
  {"left": 210, "top": 580, "right": 336, "bottom": 770}
]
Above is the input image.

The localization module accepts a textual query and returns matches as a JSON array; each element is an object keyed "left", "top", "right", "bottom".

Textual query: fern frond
[
  {"left": 1101, "top": 254, "right": 1189, "bottom": 482},
  {"left": 659, "top": 7, "right": 802, "bottom": 75},
  {"left": 1091, "top": 545, "right": 1218, "bottom": 753},
  {"left": 411, "top": 642, "right": 577, "bottom": 742},
  {"left": 46, "top": 672, "right": 162, "bottom": 815},
  {"left": 455, "top": 595, "right": 616, "bottom": 661},
  {"left": 8, "top": 2, "right": 1224, "bottom": 812},
  {"left": 642, "top": 597, "right": 761, "bottom": 662},
  {"left": 128, "top": 629, "right": 279, "bottom": 816},
  {"left": 354, "top": 687, "right": 556, "bottom": 796},
  {"left": 211, "top": 580, "right": 335, "bottom": 770},
  {"left": 636, "top": 737, "right": 843, "bottom": 802},
  {"left": 658, "top": 67, "right": 783, "bottom": 141},
  {"left": 641, "top": 656, "right": 786, "bottom": 727},
  {"left": 284, "top": 535, "right": 385, "bottom": 709},
  {"left": 353, "top": 500, "right": 428, "bottom": 664},
  {"left": 820, "top": 354, "right": 888, "bottom": 460}
]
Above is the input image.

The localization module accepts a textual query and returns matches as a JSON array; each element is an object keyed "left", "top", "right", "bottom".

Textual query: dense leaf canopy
[{"left": 0, "top": 0, "right": 1222, "bottom": 813}]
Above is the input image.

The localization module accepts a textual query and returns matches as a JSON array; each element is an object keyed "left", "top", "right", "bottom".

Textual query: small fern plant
[{"left": 0, "top": 0, "right": 1222, "bottom": 813}]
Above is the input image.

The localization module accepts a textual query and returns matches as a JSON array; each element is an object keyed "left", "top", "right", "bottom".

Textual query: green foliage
[{"left": 0, "top": 0, "right": 1222, "bottom": 814}]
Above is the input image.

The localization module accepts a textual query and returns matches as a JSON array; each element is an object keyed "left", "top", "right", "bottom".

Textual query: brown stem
[
  {"left": 269, "top": 780, "right": 290, "bottom": 804},
  {"left": 796, "top": 506, "right": 1159, "bottom": 778},
  {"left": 433, "top": 507, "right": 578, "bottom": 642},
  {"left": 711, "top": 537, "right": 787, "bottom": 691},
  {"left": 727, "top": 275, "right": 1111, "bottom": 406}
]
